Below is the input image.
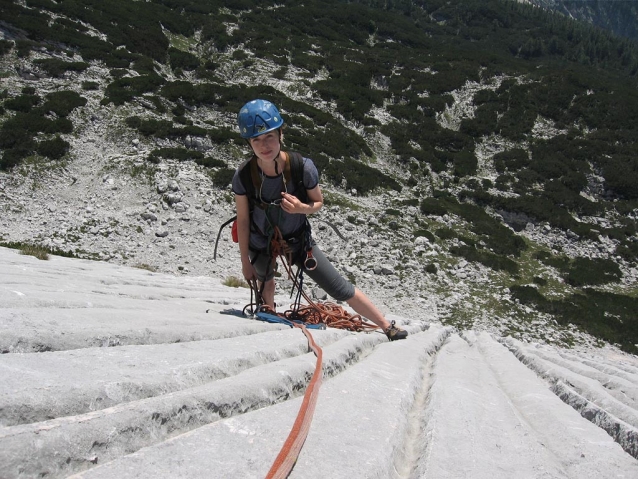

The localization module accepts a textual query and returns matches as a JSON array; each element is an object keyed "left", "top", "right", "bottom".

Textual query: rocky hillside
[{"left": 1, "top": 0, "right": 637, "bottom": 354}]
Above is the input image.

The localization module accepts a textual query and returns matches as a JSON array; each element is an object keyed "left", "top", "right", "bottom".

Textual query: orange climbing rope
[{"left": 265, "top": 322, "right": 322, "bottom": 479}]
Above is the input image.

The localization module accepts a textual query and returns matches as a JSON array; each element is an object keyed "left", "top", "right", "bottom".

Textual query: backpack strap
[
  {"left": 238, "top": 157, "right": 257, "bottom": 208},
  {"left": 287, "top": 151, "right": 308, "bottom": 204}
]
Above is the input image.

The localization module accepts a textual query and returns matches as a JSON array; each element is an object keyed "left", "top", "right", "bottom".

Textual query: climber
[{"left": 231, "top": 99, "right": 407, "bottom": 341}]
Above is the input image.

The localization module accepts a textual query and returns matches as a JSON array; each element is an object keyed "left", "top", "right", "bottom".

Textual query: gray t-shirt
[{"left": 232, "top": 155, "right": 319, "bottom": 251}]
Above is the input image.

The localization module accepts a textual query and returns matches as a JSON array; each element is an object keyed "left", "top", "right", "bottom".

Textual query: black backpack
[{"left": 213, "top": 152, "right": 307, "bottom": 260}]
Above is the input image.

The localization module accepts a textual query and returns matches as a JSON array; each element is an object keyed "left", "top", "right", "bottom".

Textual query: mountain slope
[{"left": 1, "top": 246, "right": 637, "bottom": 478}]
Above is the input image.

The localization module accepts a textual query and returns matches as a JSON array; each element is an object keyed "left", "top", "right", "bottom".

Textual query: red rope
[{"left": 265, "top": 323, "right": 322, "bottom": 479}]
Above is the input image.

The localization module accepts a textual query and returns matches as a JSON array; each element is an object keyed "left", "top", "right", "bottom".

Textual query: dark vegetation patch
[
  {"left": 0, "top": 89, "right": 85, "bottom": 169},
  {"left": 511, "top": 285, "right": 638, "bottom": 355}
]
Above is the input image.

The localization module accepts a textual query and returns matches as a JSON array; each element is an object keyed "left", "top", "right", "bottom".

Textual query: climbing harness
[{"left": 245, "top": 226, "right": 379, "bottom": 333}]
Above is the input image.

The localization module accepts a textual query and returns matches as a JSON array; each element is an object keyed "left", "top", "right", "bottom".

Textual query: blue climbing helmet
[{"left": 237, "top": 99, "right": 284, "bottom": 139}]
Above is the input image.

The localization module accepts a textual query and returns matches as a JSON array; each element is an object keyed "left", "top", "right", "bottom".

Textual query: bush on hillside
[
  {"left": 168, "top": 47, "right": 199, "bottom": 71},
  {"left": 4, "top": 94, "right": 40, "bottom": 112},
  {"left": 602, "top": 155, "right": 638, "bottom": 200},
  {"left": 450, "top": 244, "right": 519, "bottom": 274},
  {"left": 195, "top": 157, "right": 226, "bottom": 168},
  {"left": 209, "top": 167, "right": 235, "bottom": 187},
  {"left": 102, "top": 74, "right": 165, "bottom": 105},
  {"left": 420, "top": 198, "right": 448, "bottom": 216},
  {"left": 565, "top": 257, "right": 622, "bottom": 286},
  {"left": 41, "top": 91, "right": 87, "bottom": 117},
  {"left": 207, "top": 125, "right": 235, "bottom": 143},
  {"left": 0, "top": 40, "right": 14, "bottom": 56},
  {"left": 493, "top": 148, "right": 529, "bottom": 173},
  {"left": 33, "top": 59, "right": 89, "bottom": 77},
  {"left": 82, "top": 81, "right": 100, "bottom": 90},
  {"left": 320, "top": 157, "right": 401, "bottom": 195},
  {"left": 147, "top": 147, "right": 204, "bottom": 163},
  {"left": 36, "top": 136, "right": 69, "bottom": 159},
  {"left": 452, "top": 150, "right": 478, "bottom": 178}
]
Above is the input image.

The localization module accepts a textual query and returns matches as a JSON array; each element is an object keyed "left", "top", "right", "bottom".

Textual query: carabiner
[{"left": 304, "top": 248, "right": 317, "bottom": 271}]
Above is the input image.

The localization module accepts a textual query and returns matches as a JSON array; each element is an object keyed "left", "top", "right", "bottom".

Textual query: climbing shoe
[{"left": 385, "top": 320, "right": 408, "bottom": 341}]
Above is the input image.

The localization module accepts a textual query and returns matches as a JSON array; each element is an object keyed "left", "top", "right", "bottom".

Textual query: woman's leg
[
  {"left": 299, "top": 244, "right": 406, "bottom": 339},
  {"left": 250, "top": 250, "right": 277, "bottom": 308},
  {"left": 259, "top": 278, "right": 276, "bottom": 308},
  {"left": 345, "top": 288, "right": 391, "bottom": 330}
]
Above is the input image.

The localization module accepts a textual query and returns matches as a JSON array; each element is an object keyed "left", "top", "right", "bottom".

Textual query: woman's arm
[{"left": 235, "top": 194, "right": 256, "bottom": 280}]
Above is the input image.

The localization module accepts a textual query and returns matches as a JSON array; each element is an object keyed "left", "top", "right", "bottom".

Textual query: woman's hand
[
  {"left": 280, "top": 192, "right": 306, "bottom": 214},
  {"left": 241, "top": 257, "right": 257, "bottom": 282}
]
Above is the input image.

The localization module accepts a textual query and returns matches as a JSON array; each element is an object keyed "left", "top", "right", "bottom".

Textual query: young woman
[{"left": 232, "top": 99, "right": 407, "bottom": 341}]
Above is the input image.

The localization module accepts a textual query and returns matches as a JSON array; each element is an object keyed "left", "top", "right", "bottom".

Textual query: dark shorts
[{"left": 249, "top": 242, "right": 355, "bottom": 302}]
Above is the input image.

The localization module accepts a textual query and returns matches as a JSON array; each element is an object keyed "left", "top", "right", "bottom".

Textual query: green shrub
[
  {"left": 110, "top": 69, "right": 128, "bottom": 79},
  {"left": 174, "top": 115, "right": 192, "bottom": 125},
  {"left": 602, "top": 155, "right": 638, "bottom": 200},
  {"left": 493, "top": 148, "right": 529, "bottom": 173},
  {"left": 132, "top": 57, "right": 156, "bottom": 75},
  {"left": 4, "top": 94, "right": 40, "bottom": 112},
  {"left": 36, "top": 136, "right": 70, "bottom": 159},
  {"left": 102, "top": 74, "right": 165, "bottom": 105},
  {"left": 0, "top": 40, "right": 14, "bottom": 56},
  {"left": 129, "top": 117, "right": 172, "bottom": 136},
  {"left": 414, "top": 229, "right": 437, "bottom": 243},
  {"left": 0, "top": 240, "right": 79, "bottom": 259},
  {"left": 16, "top": 40, "right": 38, "bottom": 57},
  {"left": 420, "top": 198, "right": 448, "bottom": 216},
  {"left": 450, "top": 244, "right": 519, "bottom": 273},
  {"left": 565, "top": 257, "right": 622, "bottom": 286},
  {"left": 33, "top": 58, "right": 89, "bottom": 77},
  {"left": 435, "top": 227, "right": 458, "bottom": 240},
  {"left": 1, "top": 147, "right": 30, "bottom": 170},
  {"left": 616, "top": 241, "right": 638, "bottom": 264},
  {"left": 133, "top": 263, "right": 158, "bottom": 272},
  {"left": 20, "top": 244, "right": 51, "bottom": 260},
  {"left": 452, "top": 150, "right": 478, "bottom": 177},
  {"left": 82, "top": 81, "right": 100, "bottom": 90},
  {"left": 223, "top": 275, "right": 249, "bottom": 288},
  {"left": 195, "top": 157, "right": 226, "bottom": 168},
  {"left": 532, "top": 276, "right": 548, "bottom": 286},
  {"left": 148, "top": 147, "right": 203, "bottom": 163},
  {"left": 208, "top": 128, "right": 236, "bottom": 144},
  {"left": 232, "top": 50, "right": 248, "bottom": 60},
  {"left": 168, "top": 47, "right": 199, "bottom": 71},
  {"left": 2, "top": 111, "right": 72, "bottom": 138},
  {"left": 209, "top": 167, "right": 235, "bottom": 187},
  {"left": 41, "top": 91, "right": 87, "bottom": 117},
  {"left": 320, "top": 157, "right": 401, "bottom": 195},
  {"left": 509, "top": 284, "right": 545, "bottom": 305}
]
